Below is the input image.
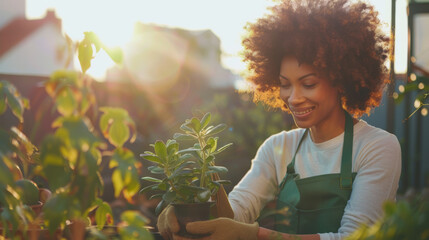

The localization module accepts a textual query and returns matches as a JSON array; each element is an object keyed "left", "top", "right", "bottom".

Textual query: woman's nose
[{"left": 288, "top": 88, "right": 305, "bottom": 105}]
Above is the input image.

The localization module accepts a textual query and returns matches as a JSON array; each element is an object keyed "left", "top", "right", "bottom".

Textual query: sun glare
[{"left": 26, "top": 0, "right": 408, "bottom": 80}]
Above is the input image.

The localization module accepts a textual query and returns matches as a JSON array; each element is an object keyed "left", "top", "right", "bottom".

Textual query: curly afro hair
[{"left": 242, "top": 0, "right": 391, "bottom": 117}]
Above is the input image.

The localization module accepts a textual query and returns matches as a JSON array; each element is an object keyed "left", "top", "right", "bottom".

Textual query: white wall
[
  {"left": 0, "top": 23, "right": 73, "bottom": 76},
  {"left": 0, "top": 0, "right": 25, "bottom": 28}
]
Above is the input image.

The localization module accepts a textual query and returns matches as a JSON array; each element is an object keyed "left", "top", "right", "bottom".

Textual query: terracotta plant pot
[{"left": 171, "top": 202, "right": 213, "bottom": 239}]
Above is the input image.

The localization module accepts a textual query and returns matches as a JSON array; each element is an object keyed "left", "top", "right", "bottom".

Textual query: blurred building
[
  {"left": 106, "top": 23, "right": 239, "bottom": 89},
  {"left": 0, "top": 0, "right": 73, "bottom": 77}
]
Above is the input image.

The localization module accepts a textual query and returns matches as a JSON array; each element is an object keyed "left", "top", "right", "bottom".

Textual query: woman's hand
[{"left": 157, "top": 205, "right": 180, "bottom": 240}]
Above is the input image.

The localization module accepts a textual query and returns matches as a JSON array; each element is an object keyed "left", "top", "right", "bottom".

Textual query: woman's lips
[{"left": 291, "top": 107, "right": 315, "bottom": 118}]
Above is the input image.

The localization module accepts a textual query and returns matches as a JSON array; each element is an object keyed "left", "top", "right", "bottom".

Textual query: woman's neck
[{"left": 309, "top": 109, "right": 348, "bottom": 143}]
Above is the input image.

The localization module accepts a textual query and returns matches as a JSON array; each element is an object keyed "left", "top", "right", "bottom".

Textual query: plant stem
[{"left": 197, "top": 135, "right": 207, "bottom": 188}]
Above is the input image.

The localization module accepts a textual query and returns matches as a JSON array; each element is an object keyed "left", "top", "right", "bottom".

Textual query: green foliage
[
  {"left": 78, "top": 32, "right": 123, "bottom": 74},
  {"left": 109, "top": 148, "right": 140, "bottom": 203},
  {"left": 0, "top": 81, "right": 37, "bottom": 236},
  {"left": 45, "top": 70, "right": 95, "bottom": 117},
  {"left": 394, "top": 74, "right": 429, "bottom": 120},
  {"left": 118, "top": 211, "right": 154, "bottom": 240},
  {"left": 94, "top": 198, "right": 113, "bottom": 230},
  {"left": 0, "top": 80, "right": 29, "bottom": 122},
  {"left": 141, "top": 112, "right": 232, "bottom": 215},
  {"left": 347, "top": 196, "right": 429, "bottom": 240},
  {"left": 100, "top": 107, "right": 137, "bottom": 148},
  {"left": 40, "top": 74, "right": 108, "bottom": 231},
  {"left": 0, "top": 31, "right": 143, "bottom": 239}
]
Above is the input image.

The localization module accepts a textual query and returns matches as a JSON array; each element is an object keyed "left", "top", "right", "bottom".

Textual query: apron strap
[
  {"left": 287, "top": 129, "right": 308, "bottom": 174},
  {"left": 278, "top": 129, "right": 308, "bottom": 190},
  {"left": 340, "top": 111, "right": 354, "bottom": 189}
]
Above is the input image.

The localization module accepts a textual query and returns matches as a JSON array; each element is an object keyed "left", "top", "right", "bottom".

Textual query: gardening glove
[
  {"left": 186, "top": 217, "right": 259, "bottom": 240},
  {"left": 157, "top": 205, "right": 180, "bottom": 240},
  {"left": 211, "top": 173, "right": 234, "bottom": 219}
]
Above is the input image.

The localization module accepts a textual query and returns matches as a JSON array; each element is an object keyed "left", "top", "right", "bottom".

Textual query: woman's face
[{"left": 279, "top": 56, "right": 342, "bottom": 129}]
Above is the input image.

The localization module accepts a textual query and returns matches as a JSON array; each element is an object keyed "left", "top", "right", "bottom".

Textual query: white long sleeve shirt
[{"left": 228, "top": 120, "right": 401, "bottom": 240}]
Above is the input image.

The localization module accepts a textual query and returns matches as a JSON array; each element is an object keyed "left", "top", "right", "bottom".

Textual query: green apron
[{"left": 275, "top": 112, "right": 357, "bottom": 234}]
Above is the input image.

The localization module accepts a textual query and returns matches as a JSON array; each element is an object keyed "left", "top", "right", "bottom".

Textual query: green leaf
[
  {"left": 213, "top": 143, "right": 233, "bottom": 155},
  {"left": 208, "top": 166, "right": 228, "bottom": 174},
  {"left": 108, "top": 121, "right": 129, "bottom": 148},
  {"left": 43, "top": 193, "right": 71, "bottom": 233},
  {"left": 154, "top": 140, "right": 168, "bottom": 161},
  {"left": 166, "top": 140, "right": 179, "bottom": 155},
  {"left": 95, "top": 200, "right": 113, "bottom": 230},
  {"left": 141, "top": 154, "right": 163, "bottom": 164},
  {"left": 139, "top": 183, "right": 159, "bottom": 194},
  {"left": 56, "top": 88, "right": 76, "bottom": 116},
  {"left": 112, "top": 170, "right": 124, "bottom": 197},
  {"left": 0, "top": 90, "right": 6, "bottom": 115},
  {"left": 205, "top": 123, "right": 227, "bottom": 136},
  {"left": 5, "top": 90, "right": 24, "bottom": 122},
  {"left": 119, "top": 211, "right": 153, "bottom": 240},
  {"left": 162, "top": 191, "right": 176, "bottom": 203},
  {"left": 148, "top": 165, "right": 164, "bottom": 174},
  {"left": 84, "top": 32, "right": 102, "bottom": 52},
  {"left": 78, "top": 39, "right": 93, "bottom": 74},
  {"left": 158, "top": 182, "right": 168, "bottom": 191},
  {"left": 177, "top": 147, "right": 199, "bottom": 155},
  {"left": 0, "top": 129, "right": 13, "bottom": 155},
  {"left": 57, "top": 117, "right": 100, "bottom": 150},
  {"left": 141, "top": 177, "right": 162, "bottom": 183},
  {"left": 149, "top": 193, "right": 164, "bottom": 200},
  {"left": 179, "top": 153, "right": 193, "bottom": 161},
  {"left": 205, "top": 137, "right": 218, "bottom": 153},
  {"left": 104, "top": 46, "right": 123, "bottom": 64},
  {"left": 190, "top": 117, "right": 201, "bottom": 132},
  {"left": 10, "top": 127, "right": 37, "bottom": 161},
  {"left": 39, "top": 135, "right": 71, "bottom": 190},
  {"left": 0, "top": 155, "right": 15, "bottom": 185},
  {"left": 173, "top": 133, "right": 196, "bottom": 141},
  {"left": 155, "top": 200, "right": 168, "bottom": 216},
  {"left": 110, "top": 149, "right": 140, "bottom": 201},
  {"left": 180, "top": 123, "right": 194, "bottom": 133},
  {"left": 99, "top": 107, "right": 137, "bottom": 146},
  {"left": 169, "top": 162, "right": 194, "bottom": 180},
  {"left": 200, "top": 112, "right": 211, "bottom": 130}
]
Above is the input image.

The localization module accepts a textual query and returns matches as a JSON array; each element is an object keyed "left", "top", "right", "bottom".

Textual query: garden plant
[
  {"left": 140, "top": 112, "right": 232, "bottom": 237},
  {"left": 0, "top": 32, "right": 154, "bottom": 240}
]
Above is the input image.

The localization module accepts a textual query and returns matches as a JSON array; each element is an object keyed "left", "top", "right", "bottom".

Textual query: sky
[{"left": 26, "top": 0, "right": 408, "bottom": 79}]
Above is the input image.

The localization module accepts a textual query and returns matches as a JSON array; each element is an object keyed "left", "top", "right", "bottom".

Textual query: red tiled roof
[{"left": 0, "top": 10, "right": 61, "bottom": 58}]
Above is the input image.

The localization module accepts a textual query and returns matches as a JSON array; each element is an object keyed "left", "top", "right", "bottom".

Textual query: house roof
[{"left": 0, "top": 10, "right": 61, "bottom": 58}]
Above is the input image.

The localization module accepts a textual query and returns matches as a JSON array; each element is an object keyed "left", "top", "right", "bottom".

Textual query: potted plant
[{"left": 140, "top": 112, "right": 232, "bottom": 237}]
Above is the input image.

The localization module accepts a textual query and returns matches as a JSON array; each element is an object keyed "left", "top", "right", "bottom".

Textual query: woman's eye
[
  {"left": 303, "top": 83, "right": 316, "bottom": 88},
  {"left": 280, "top": 84, "right": 291, "bottom": 89}
]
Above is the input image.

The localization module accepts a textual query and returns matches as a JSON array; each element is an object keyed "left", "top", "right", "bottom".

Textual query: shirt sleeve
[
  {"left": 228, "top": 135, "right": 281, "bottom": 223},
  {"left": 319, "top": 133, "right": 402, "bottom": 240}
]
